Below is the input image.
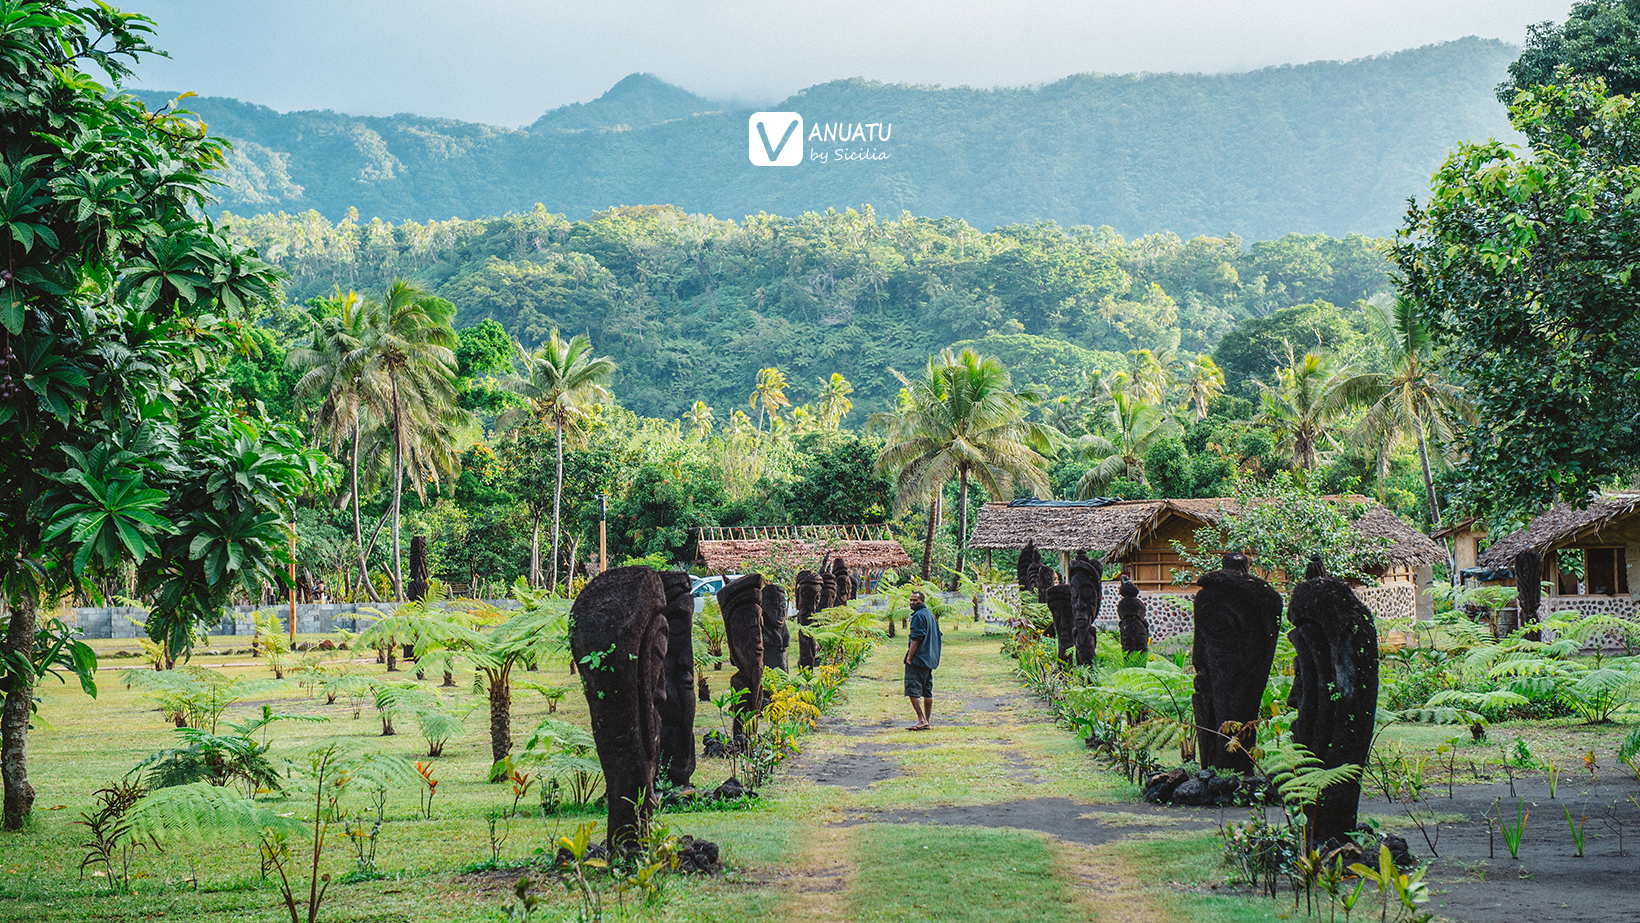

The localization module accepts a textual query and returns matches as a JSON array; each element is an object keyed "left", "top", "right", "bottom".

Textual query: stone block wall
[{"left": 64, "top": 599, "right": 522, "bottom": 640}]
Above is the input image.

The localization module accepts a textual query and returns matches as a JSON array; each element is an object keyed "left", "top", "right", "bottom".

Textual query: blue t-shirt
[{"left": 908, "top": 605, "right": 942, "bottom": 669}]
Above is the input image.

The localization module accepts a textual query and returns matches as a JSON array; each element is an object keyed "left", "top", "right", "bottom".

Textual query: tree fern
[
  {"left": 1260, "top": 743, "right": 1363, "bottom": 812},
  {"left": 124, "top": 782, "right": 302, "bottom": 847}
]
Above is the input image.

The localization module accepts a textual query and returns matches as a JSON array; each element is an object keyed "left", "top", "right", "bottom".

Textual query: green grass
[
  {"left": 14, "top": 617, "right": 1627, "bottom": 922},
  {"left": 847, "top": 824, "right": 1080, "bottom": 923}
]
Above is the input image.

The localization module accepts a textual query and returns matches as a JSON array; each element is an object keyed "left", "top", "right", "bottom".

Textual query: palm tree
[
  {"left": 289, "top": 291, "right": 381, "bottom": 600},
  {"left": 354, "top": 281, "right": 462, "bottom": 599},
  {"left": 818, "top": 373, "right": 854, "bottom": 429},
  {"left": 500, "top": 329, "right": 616, "bottom": 591},
  {"left": 1344, "top": 296, "right": 1476, "bottom": 525},
  {"left": 1123, "top": 349, "right": 1176, "bottom": 404},
  {"left": 1179, "top": 355, "right": 1226, "bottom": 421},
  {"left": 683, "top": 400, "right": 714, "bottom": 440},
  {"left": 1254, "top": 349, "right": 1376, "bottom": 473},
  {"left": 748, "top": 367, "right": 790, "bottom": 434},
  {"left": 872, "top": 349, "right": 1054, "bottom": 586},
  {"left": 1074, "top": 392, "right": 1177, "bottom": 496}
]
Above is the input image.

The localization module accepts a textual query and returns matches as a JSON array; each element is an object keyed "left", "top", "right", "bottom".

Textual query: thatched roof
[
  {"left": 969, "top": 496, "right": 1443, "bottom": 568},
  {"left": 696, "top": 539, "right": 910, "bottom": 572},
  {"left": 1478, "top": 493, "right": 1640, "bottom": 568}
]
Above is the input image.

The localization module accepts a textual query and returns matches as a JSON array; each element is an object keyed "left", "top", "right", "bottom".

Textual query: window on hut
[{"left": 1555, "top": 547, "right": 1630, "bottom": 596}]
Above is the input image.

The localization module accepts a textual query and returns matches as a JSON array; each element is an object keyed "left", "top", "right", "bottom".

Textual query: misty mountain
[
  {"left": 136, "top": 38, "right": 1518, "bottom": 239},
  {"left": 526, "top": 72, "right": 722, "bottom": 132}
]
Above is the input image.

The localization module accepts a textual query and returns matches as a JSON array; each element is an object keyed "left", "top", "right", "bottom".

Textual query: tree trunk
[
  {"left": 951, "top": 471, "right": 970, "bottom": 591},
  {"left": 488, "top": 669, "right": 511, "bottom": 779},
  {"left": 350, "top": 423, "right": 366, "bottom": 603},
  {"left": 1416, "top": 423, "right": 1442, "bottom": 528},
  {"left": 920, "top": 493, "right": 942, "bottom": 581},
  {"left": 389, "top": 371, "right": 405, "bottom": 600},
  {"left": 528, "top": 509, "right": 542, "bottom": 588},
  {"left": 3, "top": 594, "right": 37, "bottom": 830},
  {"left": 550, "top": 416, "right": 564, "bottom": 593}
]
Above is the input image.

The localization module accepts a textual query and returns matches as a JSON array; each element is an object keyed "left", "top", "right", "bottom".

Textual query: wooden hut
[
  {"left": 1477, "top": 493, "right": 1640, "bottom": 623},
  {"left": 968, "top": 496, "right": 1442, "bottom": 622},
  {"left": 694, "top": 524, "right": 911, "bottom": 591}
]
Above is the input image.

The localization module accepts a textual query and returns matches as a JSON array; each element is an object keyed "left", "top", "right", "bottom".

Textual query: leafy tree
[
  {"left": 1501, "top": 0, "right": 1640, "bottom": 101},
  {"left": 873, "top": 349, "right": 1053, "bottom": 585},
  {"left": 1253, "top": 351, "right": 1374, "bottom": 472},
  {"left": 499, "top": 329, "right": 615, "bottom": 590},
  {"left": 289, "top": 291, "right": 380, "bottom": 600},
  {"left": 1342, "top": 297, "right": 1475, "bottom": 525},
  {"left": 749, "top": 366, "right": 790, "bottom": 434},
  {"left": 1074, "top": 391, "right": 1179, "bottom": 496},
  {"left": 455, "top": 318, "right": 514, "bottom": 377},
  {"left": 682, "top": 400, "right": 713, "bottom": 440},
  {"left": 1212, "top": 300, "right": 1364, "bottom": 397},
  {"left": 1172, "top": 474, "right": 1391, "bottom": 592},
  {"left": 817, "top": 373, "right": 854, "bottom": 429},
  {"left": 1179, "top": 355, "right": 1226, "bottom": 421},
  {"left": 0, "top": 3, "right": 318, "bottom": 829},
  {"left": 1391, "top": 77, "right": 1640, "bottom": 516},
  {"left": 784, "top": 434, "right": 893, "bottom": 525},
  {"left": 355, "top": 281, "right": 462, "bottom": 598}
]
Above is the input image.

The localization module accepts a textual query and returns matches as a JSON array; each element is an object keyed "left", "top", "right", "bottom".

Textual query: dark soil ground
[
  {"left": 1359, "top": 776, "right": 1640, "bottom": 923},
  {"left": 781, "top": 631, "right": 1640, "bottom": 922}
]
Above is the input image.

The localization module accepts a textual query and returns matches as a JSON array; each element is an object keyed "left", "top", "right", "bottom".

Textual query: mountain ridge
[{"left": 133, "top": 37, "right": 1518, "bottom": 239}]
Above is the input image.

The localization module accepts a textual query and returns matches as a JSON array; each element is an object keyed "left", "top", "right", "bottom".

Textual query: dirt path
[{"left": 771, "top": 627, "right": 1195, "bottom": 923}]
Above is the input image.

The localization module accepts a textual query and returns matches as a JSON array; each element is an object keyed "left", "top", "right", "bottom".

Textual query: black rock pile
[{"left": 1143, "top": 767, "right": 1267, "bottom": 807}]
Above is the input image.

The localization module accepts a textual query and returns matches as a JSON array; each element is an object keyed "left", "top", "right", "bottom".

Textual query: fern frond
[{"left": 125, "top": 782, "right": 301, "bottom": 846}]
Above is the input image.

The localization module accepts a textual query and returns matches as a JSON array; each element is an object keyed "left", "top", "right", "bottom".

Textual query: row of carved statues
[
  {"left": 1018, "top": 539, "right": 1378, "bottom": 846},
  {"left": 567, "top": 556, "right": 856, "bottom": 850}
]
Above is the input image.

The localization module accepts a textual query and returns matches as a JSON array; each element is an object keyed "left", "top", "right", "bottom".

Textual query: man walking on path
[{"left": 904, "top": 591, "right": 942, "bottom": 730}]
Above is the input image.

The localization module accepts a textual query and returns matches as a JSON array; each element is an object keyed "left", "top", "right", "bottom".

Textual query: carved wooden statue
[
  {"left": 1191, "top": 553, "right": 1282, "bottom": 772},
  {"left": 1116, "top": 574, "right": 1149, "bottom": 654},
  {"left": 658, "top": 571, "right": 697, "bottom": 788},
  {"left": 1286, "top": 561, "right": 1379, "bottom": 846},
  {"left": 761, "top": 584, "right": 789, "bottom": 672},
  {"left": 794, "top": 569, "right": 822, "bottom": 669},
  {"left": 716, "top": 573, "right": 766, "bottom": 735},
  {"left": 1069, "top": 552, "right": 1102, "bottom": 666},
  {"left": 569, "top": 566, "right": 669, "bottom": 851}
]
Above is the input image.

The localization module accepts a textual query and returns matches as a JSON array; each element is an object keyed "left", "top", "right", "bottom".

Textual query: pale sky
[{"left": 124, "top": 1, "right": 1575, "bottom": 127}]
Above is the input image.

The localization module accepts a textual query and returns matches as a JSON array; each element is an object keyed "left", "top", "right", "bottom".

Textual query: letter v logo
[{"left": 748, "top": 112, "right": 803, "bottom": 166}]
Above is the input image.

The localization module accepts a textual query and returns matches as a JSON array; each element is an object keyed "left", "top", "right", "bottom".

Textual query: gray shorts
[{"left": 904, "top": 663, "right": 933, "bottom": 698}]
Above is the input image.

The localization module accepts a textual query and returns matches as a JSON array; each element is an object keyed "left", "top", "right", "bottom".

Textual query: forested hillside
[
  {"left": 227, "top": 205, "right": 1394, "bottom": 420},
  {"left": 140, "top": 38, "right": 1517, "bottom": 238}
]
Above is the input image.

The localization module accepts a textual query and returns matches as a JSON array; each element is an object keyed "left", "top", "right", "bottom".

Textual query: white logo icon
[{"left": 748, "top": 112, "right": 803, "bottom": 166}]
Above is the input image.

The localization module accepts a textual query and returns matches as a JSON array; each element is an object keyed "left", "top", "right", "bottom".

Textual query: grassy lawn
[{"left": 5, "top": 620, "right": 1633, "bottom": 922}]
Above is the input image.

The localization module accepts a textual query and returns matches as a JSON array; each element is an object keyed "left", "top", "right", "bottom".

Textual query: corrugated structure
[{"left": 695, "top": 524, "right": 911, "bottom": 574}]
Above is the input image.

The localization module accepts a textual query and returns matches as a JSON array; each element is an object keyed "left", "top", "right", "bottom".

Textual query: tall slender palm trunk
[
  {"left": 2, "top": 594, "right": 37, "bottom": 829},
  {"left": 1415, "top": 423, "right": 1442, "bottom": 528},
  {"left": 550, "top": 416, "right": 565, "bottom": 592},
  {"left": 920, "top": 493, "right": 941, "bottom": 581},
  {"left": 951, "top": 470, "right": 970, "bottom": 590},
  {"left": 389, "top": 373, "right": 405, "bottom": 600}
]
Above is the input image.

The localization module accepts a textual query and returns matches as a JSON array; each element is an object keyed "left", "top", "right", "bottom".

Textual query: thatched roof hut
[
  {"left": 969, "top": 497, "right": 1442, "bottom": 570},
  {"left": 694, "top": 524, "right": 911, "bottom": 574},
  {"left": 1479, "top": 493, "right": 1640, "bottom": 568}
]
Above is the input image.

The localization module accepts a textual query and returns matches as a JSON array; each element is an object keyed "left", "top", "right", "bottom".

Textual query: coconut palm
[
  {"left": 1123, "top": 349, "right": 1176, "bottom": 404},
  {"left": 1179, "top": 354, "right": 1226, "bottom": 421},
  {"left": 1254, "top": 349, "right": 1377, "bottom": 473},
  {"left": 748, "top": 367, "right": 790, "bottom": 434},
  {"left": 1344, "top": 296, "right": 1476, "bottom": 524},
  {"left": 818, "top": 373, "right": 854, "bottom": 429},
  {"left": 682, "top": 400, "right": 714, "bottom": 440},
  {"left": 1074, "top": 392, "right": 1177, "bottom": 496},
  {"left": 289, "top": 291, "right": 382, "bottom": 600},
  {"left": 872, "top": 349, "right": 1054, "bottom": 585},
  {"left": 499, "top": 329, "right": 616, "bottom": 591},
  {"left": 354, "top": 281, "right": 462, "bottom": 599}
]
